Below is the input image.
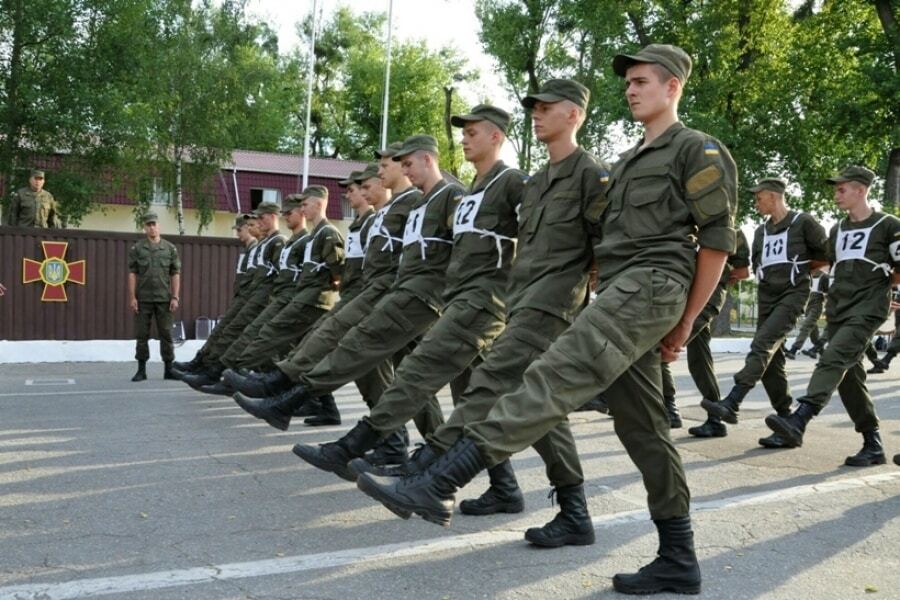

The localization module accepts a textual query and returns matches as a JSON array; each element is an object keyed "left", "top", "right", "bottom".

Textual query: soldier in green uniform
[
  {"left": 216, "top": 186, "right": 344, "bottom": 381},
  {"left": 291, "top": 104, "right": 530, "bottom": 489},
  {"left": 356, "top": 45, "right": 737, "bottom": 595},
  {"left": 5, "top": 169, "right": 61, "bottom": 227},
  {"left": 172, "top": 214, "right": 259, "bottom": 375},
  {"left": 659, "top": 230, "right": 750, "bottom": 437},
  {"left": 785, "top": 272, "right": 829, "bottom": 359},
  {"left": 866, "top": 297, "right": 900, "bottom": 373},
  {"left": 127, "top": 212, "right": 181, "bottom": 381},
  {"left": 767, "top": 166, "right": 900, "bottom": 466},
  {"left": 229, "top": 134, "right": 465, "bottom": 428},
  {"left": 181, "top": 203, "right": 285, "bottom": 388},
  {"left": 702, "top": 177, "right": 828, "bottom": 447}
]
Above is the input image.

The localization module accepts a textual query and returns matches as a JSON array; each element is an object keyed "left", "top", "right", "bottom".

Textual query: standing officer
[
  {"left": 702, "top": 177, "right": 827, "bottom": 447},
  {"left": 767, "top": 166, "right": 900, "bottom": 465},
  {"left": 5, "top": 169, "right": 61, "bottom": 227},
  {"left": 128, "top": 212, "right": 181, "bottom": 381},
  {"left": 356, "top": 44, "right": 737, "bottom": 595},
  {"left": 785, "top": 271, "right": 829, "bottom": 359}
]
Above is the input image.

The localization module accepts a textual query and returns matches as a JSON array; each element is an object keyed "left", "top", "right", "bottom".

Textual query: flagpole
[
  {"left": 301, "top": 0, "right": 319, "bottom": 190},
  {"left": 380, "top": 0, "right": 394, "bottom": 149}
]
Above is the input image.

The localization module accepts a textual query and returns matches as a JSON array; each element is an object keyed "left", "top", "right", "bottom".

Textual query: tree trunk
[
  {"left": 874, "top": 0, "right": 900, "bottom": 73},
  {"left": 174, "top": 155, "right": 185, "bottom": 235},
  {"left": 886, "top": 147, "right": 900, "bottom": 207}
]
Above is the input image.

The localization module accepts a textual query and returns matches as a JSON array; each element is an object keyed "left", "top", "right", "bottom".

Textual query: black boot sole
[
  {"left": 232, "top": 394, "right": 290, "bottom": 431},
  {"left": 459, "top": 498, "right": 524, "bottom": 516},
  {"left": 758, "top": 436, "right": 800, "bottom": 449},
  {"left": 304, "top": 417, "right": 341, "bottom": 426},
  {"left": 669, "top": 418, "right": 683, "bottom": 429},
  {"left": 700, "top": 399, "right": 738, "bottom": 424},
  {"left": 524, "top": 529, "right": 595, "bottom": 548},
  {"left": 844, "top": 454, "right": 887, "bottom": 467},
  {"left": 764, "top": 415, "right": 803, "bottom": 447},
  {"left": 612, "top": 577, "right": 701, "bottom": 595},
  {"left": 131, "top": 375, "right": 147, "bottom": 382},
  {"left": 292, "top": 444, "right": 356, "bottom": 482},
  {"left": 687, "top": 425, "right": 727, "bottom": 438},
  {"left": 356, "top": 474, "right": 453, "bottom": 526}
]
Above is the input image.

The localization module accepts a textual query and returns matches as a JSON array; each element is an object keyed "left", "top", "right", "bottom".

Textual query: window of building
[
  {"left": 151, "top": 178, "right": 172, "bottom": 206},
  {"left": 249, "top": 188, "right": 282, "bottom": 210}
]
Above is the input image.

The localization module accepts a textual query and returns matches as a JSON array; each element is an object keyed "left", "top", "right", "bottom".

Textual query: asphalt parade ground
[{"left": 1, "top": 356, "right": 898, "bottom": 600}]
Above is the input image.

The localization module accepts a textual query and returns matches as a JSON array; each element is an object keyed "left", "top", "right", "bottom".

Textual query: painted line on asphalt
[
  {"left": 0, "top": 388, "right": 196, "bottom": 399},
  {"left": 1, "top": 470, "right": 898, "bottom": 600},
  {"left": 24, "top": 379, "right": 76, "bottom": 386}
]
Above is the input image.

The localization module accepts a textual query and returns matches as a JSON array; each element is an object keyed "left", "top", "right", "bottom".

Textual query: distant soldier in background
[
  {"left": 784, "top": 272, "right": 829, "bottom": 359},
  {"left": 5, "top": 169, "right": 61, "bottom": 227},
  {"left": 128, "top": 212, "right": 181, "bottom": 382}
]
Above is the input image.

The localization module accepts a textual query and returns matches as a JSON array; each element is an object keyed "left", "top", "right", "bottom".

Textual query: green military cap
[
  {"left": 392, "top": 134, "right": 440, "bottom": 161},
  {"left": 253, "top": 202, "right": 281, "bottom": 216},
  {"left": 282, "top": 194, "right": 304, "bottom": 212},
  {"left": 749, "top": 177, "right": 787, "bottom": 194},
  {"left": 142, "top": 212, "right": 159, "bottom": 224},
  {"left": 232, "top": 215, "right": 248, "bottom": 229},
  {"left": 30, "top": 169, "right": 45, "bottom": 178},
  {"left": 357, "top": 162, "right": 381, "bottom": 182},
  {"left": 827, "top": 165, "right": 876, "bottom": 187},
  {"left": 375, "top": 141, "right": 404, "bottom": 158},
  {"left": 339, "top": 171, "right": 363, "bottom": 186},
  {"left": 613, "top": 43, "right": 693, "bottom": 83},
  {"left": 243, "top": 211, "right": 258, "bottom": 220},
  {"left": 302, "top": 184, "right": 328, "bottom": 200},
  {"left": 521, "top": 79, "right": 590, "bottom": 110},
  {"left": 450, "top": 104, "right": 512, "bottom": 133}
]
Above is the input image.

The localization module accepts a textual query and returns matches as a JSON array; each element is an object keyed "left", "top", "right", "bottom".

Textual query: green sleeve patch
[{"left": 685, "top": 165, "right": 722, "bottom": 197}]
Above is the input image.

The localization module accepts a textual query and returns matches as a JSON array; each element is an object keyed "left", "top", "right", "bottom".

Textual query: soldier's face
[
  {"left": 624, "top": 63, "right": 676, "bottom": 124},
  {"left": 246, "top": 219, "right": 260, "bottom": 237},
  {"left": 461, "top": 121, "right": 496, "bottom": 163},
  {"left": 379, "top": 157, "right": 400, "bottom": 188},
  {"left": 283, "top": 207, "right": 304, "bottom": 229},
  {"left": 754, "top": 191, "right": 775, "bottom": 216},
  {"left": 834, "top": 182, "right": 866, "bottom": 211},
  {"left": 29, "top": 176, "right": 44, "bottom": 192},
  {"left": 401, "top": 152, "right": 429, "bottom": 188},
  {"left": 531, "top": 101, "right": 572, "bottom": 143},
  {"left": 348, "top": 185, "right": 367, "bottom": 210},
  {"left": 143, "top": 222, "right": 160, "bottom": 238},
  {"left": 362, "top": 178, "right": 384, "bottom": 205}
]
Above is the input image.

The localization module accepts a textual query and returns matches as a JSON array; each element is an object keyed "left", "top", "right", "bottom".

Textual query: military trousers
[
  {"left": 662, "top": 286, "right": 726, "bottom": 402},
  {"left": 886, "top": 310, "right": 900, "bottom": 354},
  {"left": 201, "top": 292, "right": 270, "bottom": 368},
  {"left": 195, "top": 294, "right": 247, "bottom": 359},
  {"left": 800, "top": 315, "right": 882, "bottom": 432},
  {"left": 793, "top": 293, "right": 824, "bottom": 349},
  {"left": 464, "top": 268, "right": 691, "bottom": 520},
  {"left": 427, "top": 308, "right": 584, "bottom": 488},
  {"left": 231, "top": 297, "right": 327, "bottom": 372},
  {"left": 733, "top": 289, "right": 808, "bottom": 413},
  {"left": 364, "top": 299, "right": 505, "bottom": 437},
  {"left": 220, "top": 294, "right": 291, "bottom": 368},
  {"left": 134, "top": 301, "right": 175, "bottom": 362}
]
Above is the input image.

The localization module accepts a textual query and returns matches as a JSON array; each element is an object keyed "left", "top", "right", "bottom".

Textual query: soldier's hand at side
[
  {"left": 0, "top": 283, "right": 6, "bottom": 297},
  {"left": 169, "top": 298, "right": 179, "bottom": 312},
  {"left": 130, "top": 297, "right": 139, "bottom": 313},
  {"left": 660, "top": 320, "right": 691, "bottom": 363}
]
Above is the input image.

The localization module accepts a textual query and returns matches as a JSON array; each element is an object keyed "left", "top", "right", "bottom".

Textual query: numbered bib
[
  {"left": 453, "top": 191, "right": 485, "bottom": 235},
  {"left": 346, "top": 230, "right": 364, "bottom": 259},
  {"left": 836, "top": 228, "right": 872, "bottom": 262},
  {"left": 403, "top": 205, "right": 427, "bottom": 246},
  {"left": 760, "top": 230, "right": 788, "bottom": 267}
]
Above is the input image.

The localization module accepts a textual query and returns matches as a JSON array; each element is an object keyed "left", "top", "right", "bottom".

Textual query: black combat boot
[
  {"left": 350, "top": 443, "right": 439, "bottom": 478},
  {"left": 182, "top": 367, "right": 223, "bottom": 390},
  {"left": 524, "top": 483, "right": 595, "bottom": 547},
  {"left": 131, "top": 361, "right": 147, "bottom": 382},
  {"left": 784, "top": 345, "right": 798, "bottom": 360},
  {"left": 893, "top": 453, "right": 900, "bottom": 466},
  {"left": 292, "top": 421, "right": 381, "bottom": 481},
  {"left": 163, "top": 361, "right": 177, "bottom": 380},
  {"left": 613, "top": 516, "right": 701, "bottom": 595},
  {"left": 801, "top": 347, "right": 818, "bottom": 359},
  {"left": 232, "top": 383, "right": 311, "bottom": 431},
  {"left": 304, "top": 393, "right": 341, "bottom": 426},
  {"left": 700, "top": 384, "right": 752, "bottom": 424},
  {"left": 764, "top": 401, "right": 818, "bottom": 447},
  {"left": 758, "top": 409, "right": 798, "bottom": 448},
  {"left": 576, "top": 394, "right": 609, "bottom": 414},
  {"left": 664, "top": 396, "right": 682, "bottom": 428},
  {"left": 198, "top": 379, "right": 235, "bottom": 396},
  {"left": 356, "top": 437, "right": 485, "bottom": 526},
  {"left": 364, "top": 427, "right": 410, "bottom": 467},
  {"left": 459, "top": 460, "right": 524, "bottom": 516},
  {"left": 844, "top": 430, "right": 887, "bottom": 466},
  {"left": 173, "top": 355, "right": 203, "bottom": 372},
  {"left": 223, "top": 367, "right": 292, "bottom": 397},
  {"left": 687, "top": 414, "right": 727, "bottom": 438},
  {"left": 293, "top": 396, "right": 321, "bottom": 417}
]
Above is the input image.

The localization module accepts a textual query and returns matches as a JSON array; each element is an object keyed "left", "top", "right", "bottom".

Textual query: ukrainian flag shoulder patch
[
  {"left": 600, "top": 170, "right": 610, "bottom": 184},
  {"left": 703, "top": 142, "right": 719, "bottom": 156}
]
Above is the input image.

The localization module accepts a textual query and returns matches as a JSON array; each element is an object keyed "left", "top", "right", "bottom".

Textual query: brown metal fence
[{"left": 0, "top": 225, "right": 240, "bottom": 340}]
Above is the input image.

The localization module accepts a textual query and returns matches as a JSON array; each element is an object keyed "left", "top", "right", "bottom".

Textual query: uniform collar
[
  {"left": 310, "top": 218, "right": 331, "bottom": 234},
  {"left": 287, "top": 228, "right": 308, "bottom": 243},
  {"left": 470, "top": 160, "right": 507, "bottom": 193},
  {"left": 766, "top": 210, "right": 796, "bottom": 233},
  {"left": 619, "top": 122, "right": 686, "bottom": 161}
]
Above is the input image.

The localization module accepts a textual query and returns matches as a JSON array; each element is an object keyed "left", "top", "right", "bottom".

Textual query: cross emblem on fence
[{"left": 23, "top": 241, "right": 87, "bottom": 302}]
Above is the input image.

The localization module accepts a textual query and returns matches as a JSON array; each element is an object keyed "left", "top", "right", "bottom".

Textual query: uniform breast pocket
[
  {"left": 137, "top": 256, "right": 151, "bottom": 275},
  {"left": 623, "top": 166, "right": 672, "bottom": 239},
  {"left": 518, "top": 202, "right": 543, "bottom": 239},
  {"left": 544, "top": 194, "right": 583, "bottom": 250}
]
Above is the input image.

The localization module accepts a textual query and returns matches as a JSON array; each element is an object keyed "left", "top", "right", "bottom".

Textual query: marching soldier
[
  {"left": 867, "top": 295, "right": 900, "bottom": 373},
  {"left": 356, "top": 44, "right": 738, "bottom": 595},
  {"left": 702, "top": 177, "right": 828, "bottom": 447},
  {"left": 766, "top": 166, "right": 900, "bottom": 466},
  {"left": 784, "top": 271, "right": 829, "bottom": 359},
  {"left": 127, "top": 212, "right": 181, "bottom": 381},
  {"left": 5, "top": 169, "right": 61, "bottom": 227}
]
